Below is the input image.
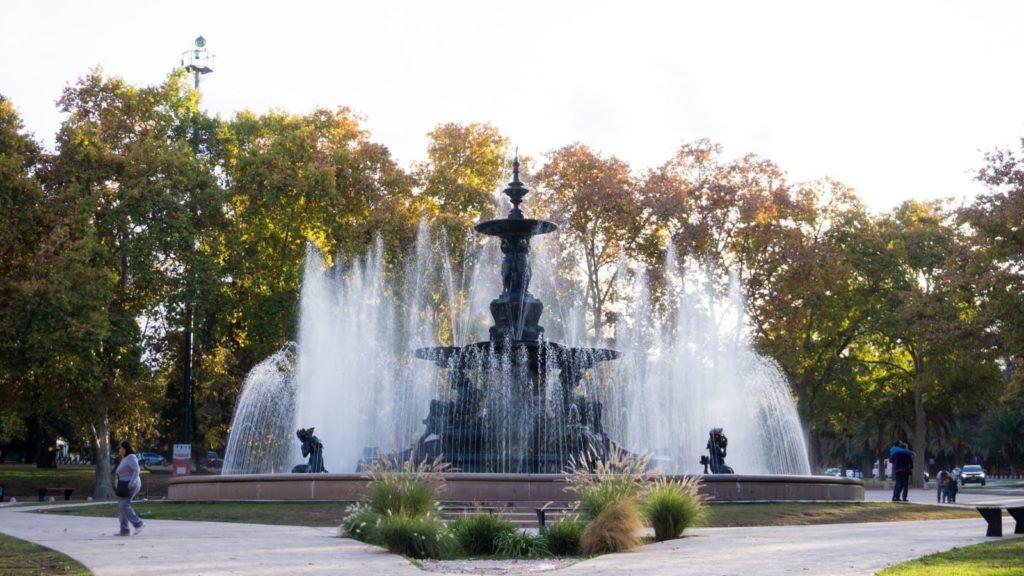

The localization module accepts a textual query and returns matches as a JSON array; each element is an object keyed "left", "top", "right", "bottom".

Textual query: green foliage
[
  {"left": 368, "top": 475, "right": 437, "bottom": 519},
  {"left": 340, "top": 503, "right": 383, "bottom": 541},
  {"left": 566, "top": 447, "right": 651, "bottom": 521},
  {"left": 373, "top": 513, "right": 456, "bottom": 559},
  {"left": 979, "top": 407, "right": 1024, "bottom": 468},
  {"left": 579, "top": 498, "right": 645, "bottom": 555},
  {"left": 364, "top": 453, "right": 448, "bottom": 518},
  {"left": 494, "top": 529, "right": 550, "bottom": 558},
  {"left": 642, "top": 477, "right": 706, "bottom": 541},
  {"left": 449, "top": 513, "right": 515, "bottom": 556},
  {"left": 342, "top": 454, "right": 453, "bottom": 559},
  {"left": 541, "top": 518, "right": 585, "bottom": 556}
]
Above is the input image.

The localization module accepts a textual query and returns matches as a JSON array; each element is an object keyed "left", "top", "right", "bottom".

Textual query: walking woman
[{"left": 113, "top": 440, "right": 145, "bottom": 536}]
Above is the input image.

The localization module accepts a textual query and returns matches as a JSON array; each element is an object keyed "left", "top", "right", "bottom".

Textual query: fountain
[{"left": 171, "top": 156, "right": 861, "bottom": 503}]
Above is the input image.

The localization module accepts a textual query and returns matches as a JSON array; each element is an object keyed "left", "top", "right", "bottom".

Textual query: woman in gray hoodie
[{"left": 114, "top": 440, "right": 145, "bottom": 536}]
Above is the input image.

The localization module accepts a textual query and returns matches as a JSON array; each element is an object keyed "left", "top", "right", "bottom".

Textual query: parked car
[
  {"left": 959, "top": 464, "right": 986, "bottom": 486},
  {"left": 825, "top": 467, "right": 842, "bottom": 477},
  {"left": 199, "top": 450, "right": 223, "bottom": 469},
  {"left": 138, "top": 452, "right": 167, "bottom": 467}
]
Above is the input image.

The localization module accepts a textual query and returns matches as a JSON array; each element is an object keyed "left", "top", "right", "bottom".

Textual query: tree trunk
[
  {"left": 808, "top": 426, "right": 821, "bottom": 472},
  {"left": 90, "top": 413, "right": 115, "bottom": 500},
  {"left": 911, "top": 378, "right": 928, "bottom": 488}
]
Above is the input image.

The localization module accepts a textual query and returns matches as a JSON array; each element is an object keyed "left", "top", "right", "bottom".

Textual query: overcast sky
[{"left": 3, "top": 0, "right": 1023, "bottom": 212}]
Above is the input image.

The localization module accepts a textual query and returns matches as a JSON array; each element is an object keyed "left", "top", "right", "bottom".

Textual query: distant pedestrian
[
  {"left": 937, "top": 470, "right": 951, "bottom": 502},
  {"left": 947, "top": 475, "right": 958, "bottom": 503},
  {"left": 890, "top": 441, "right": 914, "bottom": 502},
  {"left": 113, "top": 440, "right": 145, "bottom": 536}
]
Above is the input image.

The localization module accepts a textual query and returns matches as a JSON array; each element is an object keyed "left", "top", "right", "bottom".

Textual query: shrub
[
  {"left": 374, "top": 514, "right": 457, "bottom": 559},
  {"left": 340, "top": 503, "right": 382, "bottom": 541},
  {"left": 495, "top": 529, "right": 551, "bottom": 558},
  {"left": 566, "top": 446, "right": 652, "bottom": 520},
  {"left": 542, "top": 517, "right": 585, "bottom": 556},
  {"left": 580, "top": 499, "right": 645, "bottom": 555},
  {"left": 364, "top": 453, "right": 449, "bottom": 518},
  {"left": 449, "top": 513, "right": 516, "bottom": 556},
  {"left": 642, "top": 476, "right": 706, "bottom": 541}
]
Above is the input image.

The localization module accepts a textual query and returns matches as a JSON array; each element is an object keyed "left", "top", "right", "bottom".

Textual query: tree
[
  {"left": 0, "top": 94, "right": 48, "bottom": 460},
  {"left": 747, "top": 178, "right": 872, "bottom": 469},
  {"left": 860, "top": 201, "right": 1002, "bottom": 486},
  {"left": 537, "top": 143, "right": 642, "bottom": 340},
  {"left": 32, "top": 69, "right": 216, "bottom": 496},
  {"left": 221, "top": 106, "right": 413, "bottom": 378}
]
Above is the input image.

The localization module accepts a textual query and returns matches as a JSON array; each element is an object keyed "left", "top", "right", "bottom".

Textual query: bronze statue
[
  {"left": 293, "top": 427, "right": 327, "bottom": 473},
  {"left": 700, "top": 427, "right": 734, "bottom": 474}
]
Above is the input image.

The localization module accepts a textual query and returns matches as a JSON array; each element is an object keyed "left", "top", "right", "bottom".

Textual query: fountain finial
[{"left": 504, "top": 151, "right": 528, "bottom": 219}]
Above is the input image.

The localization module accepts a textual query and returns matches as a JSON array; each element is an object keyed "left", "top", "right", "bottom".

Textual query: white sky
[{"left": 3, "top": 0, "right": 1023, "bottom": 212}]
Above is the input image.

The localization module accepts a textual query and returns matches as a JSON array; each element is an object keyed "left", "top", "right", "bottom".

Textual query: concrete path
[
  {"left": 0, "top": 504, "right": 421, "bottom": 575},
  {"left": 0, "top": 494, "right": 1020, "bottom": 576}
]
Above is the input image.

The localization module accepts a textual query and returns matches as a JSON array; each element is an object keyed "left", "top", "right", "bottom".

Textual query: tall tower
[
  {"left": 181, "top": 35, "right": 214, "bottom": 89},
  {"left": 178, "top": 35, "right": 213, "bottom": 448}
]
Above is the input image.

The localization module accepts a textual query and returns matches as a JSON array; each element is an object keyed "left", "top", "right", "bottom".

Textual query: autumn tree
[
  {"left": 961, "top": 139, "right": 1024, "bottom": 471},
  {"left": 747, "top": 178, "right": 872, "bottom": 469},
  {"left": 536, "top": 143, "right": 642, "bottom": 341},
  {"left": 860, "top": 201, "right": 1002, "bottom": 485}
]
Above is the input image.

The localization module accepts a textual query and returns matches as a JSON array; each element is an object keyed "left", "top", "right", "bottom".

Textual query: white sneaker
[{"left": 134, "top": 523, "right": 144, "bottom": 535}]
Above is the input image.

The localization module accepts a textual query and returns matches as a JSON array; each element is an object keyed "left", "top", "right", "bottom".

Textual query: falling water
[
  {"left": 223, "top": 173, "right": 809, "bottom": 475},
  {"left": 602, "top": 251, "right": 811, "bottom": 474},
  {"left": 222, "top": 346, "right": 298, "bottom": 474}
]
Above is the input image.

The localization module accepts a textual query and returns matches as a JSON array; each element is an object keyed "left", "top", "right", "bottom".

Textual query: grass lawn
[
  {"left": 38, "top": 501, "right": 356, "bottom": 527},
  {"left": 0, "top": 463, "right": 194, "bottom": 501},
  {"left": 40, "top": 500, "right": 977, "bottom": 528},
  {"left": 704, "top": 501, "right": 978, "bottom": 527},
  {"left": 0, "top": 533, "right": 91, "bottom": 576},
  {"left": 877, "top": 538, "right": 1024, "bottom": 575}
]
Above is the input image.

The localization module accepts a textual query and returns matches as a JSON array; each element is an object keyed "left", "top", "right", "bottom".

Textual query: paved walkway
[{"left": 0, "top": 490, "right": 1020, "bottom": 576}]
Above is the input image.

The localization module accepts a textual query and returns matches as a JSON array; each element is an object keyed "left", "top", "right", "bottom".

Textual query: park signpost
[{"left": 173, "top": 444, "right": 192, "bottom": 477}]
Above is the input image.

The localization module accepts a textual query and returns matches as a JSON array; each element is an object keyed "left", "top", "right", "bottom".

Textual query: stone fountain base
[{"left": 168, "top": 473, "right": 863, "bottom": 502}]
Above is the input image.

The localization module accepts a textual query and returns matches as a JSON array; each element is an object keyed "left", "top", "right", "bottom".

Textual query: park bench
[
  {"left": 37, "top": 487, "right": 75, "bottom": 502},
  {"left": 440, "top": 505, "right": 497, "bottom": 517},
  {"left": 534, "top": 506, "right": 573, "bottom": 530},
  {"left": 975, "top": 506, "right": 1024, "bottom": 537}
]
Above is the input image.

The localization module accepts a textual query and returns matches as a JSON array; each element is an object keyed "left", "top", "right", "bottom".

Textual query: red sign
[{"left": 173, "top": 444, "right": 192, "bottom": 477}]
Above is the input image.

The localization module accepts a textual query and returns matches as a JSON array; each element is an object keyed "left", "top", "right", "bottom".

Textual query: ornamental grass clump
[
  {"left": 495, "top": 529, "right": 551, "bottom": 558},
  {"left": 565, "top": 446, "right": 652, "bottom": 521},
  {"left": 374, "top": 513, "right": 458, "bottom": 559},
  {"left": 366, "top": 453, "right": 450, "bottom": 518},
  {"left": 341, "top": 453, "right": 453, "bottom": 559},
  {"left": 566, "top": 446, "right": 652, "bottom": 554},
  {"left": 579, "top": 498, "right": 645, "bottom": 555},
  {"left": 449, "top": 513, "right": 516, "bottom": 556},
  {"left": 642, "top": 476, "right": 707, "bottom": 541},
  {"left": 541, "top": 517, "right": 585, "bottom": 556}
]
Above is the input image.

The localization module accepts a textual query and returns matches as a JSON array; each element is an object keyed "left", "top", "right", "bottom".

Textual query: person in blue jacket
[{"left": 890, "top": 441, "right": 914, "bottom": 502}]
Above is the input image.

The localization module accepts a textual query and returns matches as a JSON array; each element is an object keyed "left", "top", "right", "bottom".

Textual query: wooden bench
[
  {"left": 37, "top": 487, "right": 74, "bottom": 502},
  {"left": 976, "top": 506, "right": 1024, "bottom": 537},
  {"left": 534, "top": 507, "right": 573, "bottom": 530}
]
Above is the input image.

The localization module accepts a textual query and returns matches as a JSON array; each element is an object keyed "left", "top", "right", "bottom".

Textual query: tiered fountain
[
  {"left": 402, "top": 157, "right": 623, "bottom": 473},
  {"left": 168, "top": 157, "right": 862, "bottom": 503}
]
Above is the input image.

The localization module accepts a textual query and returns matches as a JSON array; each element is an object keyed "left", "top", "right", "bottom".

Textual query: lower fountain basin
[
  {"left": 413, "top": 341, "right": 619, "bottom": 369},
  {"left": 168, "top": 473, "right": 863, "bottom": 502}
]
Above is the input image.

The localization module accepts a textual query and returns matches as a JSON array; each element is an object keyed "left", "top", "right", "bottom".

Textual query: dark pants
[{"left": 892, "top": 471, "right": 910, "bottom": 501}]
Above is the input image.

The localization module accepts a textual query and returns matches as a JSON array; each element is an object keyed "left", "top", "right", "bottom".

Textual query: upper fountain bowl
[{"left": 475, "top": 218, "right": 557, "bottom": 237}]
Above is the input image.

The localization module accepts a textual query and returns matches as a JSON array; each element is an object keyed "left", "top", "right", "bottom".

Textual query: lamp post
[
  {"left": 177, "top": 36, "right": 213, "bottom": 448},
  {"left": 181, "top": 35, "right": 214, "bottom": 89}
]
